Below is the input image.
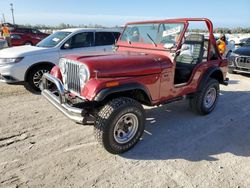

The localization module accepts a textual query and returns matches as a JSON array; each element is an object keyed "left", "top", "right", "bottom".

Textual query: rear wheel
[
  {"left": 24, "top": 41, "right": 33, "bottom": 46},
  {"left": 190, "top": 78, "right": 219, "bottom": 115},
  {"left": 94, "top": 97, "right": 145, "bottom": 154},
  {"left": 25, "top": 65, "right": 52, "bottom": 93}
]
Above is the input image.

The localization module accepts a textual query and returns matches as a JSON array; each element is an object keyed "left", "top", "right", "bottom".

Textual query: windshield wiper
[{"left": 147, "top": 33, "right": 157, "bottom": 47}]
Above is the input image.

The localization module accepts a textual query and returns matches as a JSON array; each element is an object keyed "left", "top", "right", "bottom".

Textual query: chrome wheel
[
  {"left": 203, "top": 87, "right": 217, "bottom": 109},
  {"left": 113, "top": 113, "right": 139, "bottom": 144},
  {"left": 33, "top": 69, "right": 49, "bottom": 88}
]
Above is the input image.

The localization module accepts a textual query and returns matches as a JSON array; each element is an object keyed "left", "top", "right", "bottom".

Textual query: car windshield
[
  {"left": 243, "top": 38, "right": 250, "bottom": 46},
  {"left": 36, "top": 31, "right": 71, "bottom": 48},
  {"left": 120, "top": 23, "right": 184, "bottom": 46}
]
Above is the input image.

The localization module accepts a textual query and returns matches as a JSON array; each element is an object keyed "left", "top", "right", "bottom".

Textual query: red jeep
[{"left": 41, "top": 18, "right": 228, "bottom": 154}]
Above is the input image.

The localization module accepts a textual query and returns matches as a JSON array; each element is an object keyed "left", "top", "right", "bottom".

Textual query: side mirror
[{"left": 63, "top": 43, "right": 71, "bottom": 49}]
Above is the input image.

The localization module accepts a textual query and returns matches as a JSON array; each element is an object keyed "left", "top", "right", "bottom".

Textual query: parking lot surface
[{"left": 0, "top": 73, "right": 250, "bottom": 188}]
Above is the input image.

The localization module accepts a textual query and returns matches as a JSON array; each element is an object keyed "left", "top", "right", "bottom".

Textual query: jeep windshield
[
  {"left": 120, "top": 23, "right": 184, "bottom": 47},
  {"left": 36, "top": 31, "right": 71, "bottom": 48}
]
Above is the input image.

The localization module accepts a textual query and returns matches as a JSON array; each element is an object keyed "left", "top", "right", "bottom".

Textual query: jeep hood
[
  {"left": 71, "top": 52, "right": 172, "bottom": 77},
  {"left": 0, "top": 45, "right": 56, "bottom": 58}
]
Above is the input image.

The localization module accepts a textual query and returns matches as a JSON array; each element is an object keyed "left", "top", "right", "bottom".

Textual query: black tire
[
  {"left": 24, "top": 41, "right": 33, "bottom": 46},
  {"left": 189, "top": 78, "right": 219, "bottom": 115},
  {"left": 228, "top": 67, "right": 235, "bottom": 74},
  {"left": 94, "top": 97, "right": 145, "bottom": 154},
  {"left": 25, "top": 65, "right": 52, "bottom": 93}
]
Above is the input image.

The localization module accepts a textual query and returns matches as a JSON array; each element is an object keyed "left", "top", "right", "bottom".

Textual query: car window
[
  {"left": 244, "top": 38, "right": 250, "bottom": 46},
  {"left": 15, "top": 28, "right": 30, "bottom": 33},
  {"left": 36, "top": 31, "right": 71, "bottom": 48},
  {"left": 10, "top": 34, "right": 22, "bottom": 40},
  {"left": 32, "top": 29, "right": 41, "bottom": 34},
  {"left": 69, "top": 32, "right": 94, "bottom": 48},
  {"left": 95, "top": 32, "right": 115, "bottom": 46}
]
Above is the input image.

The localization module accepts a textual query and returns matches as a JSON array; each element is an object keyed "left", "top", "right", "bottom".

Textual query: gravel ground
[{"left": 0, "top": 73, "right": 250, "bottom": 188}]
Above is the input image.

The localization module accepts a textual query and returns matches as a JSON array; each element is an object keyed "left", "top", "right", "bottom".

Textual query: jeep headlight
[
  {"left": 79, "top": 64, "right": 90, "bottom": 86},
  {"left": 59, "top": 58, "right": 67, "bottom": 74}
]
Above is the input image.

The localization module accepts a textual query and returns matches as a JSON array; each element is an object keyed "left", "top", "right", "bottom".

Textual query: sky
[{"left": 0, "top": 0, "right": 249, "bottom": 28}]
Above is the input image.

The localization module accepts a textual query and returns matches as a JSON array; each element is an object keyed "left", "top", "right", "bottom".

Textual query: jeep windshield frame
[
  {"left": 118, "top": 20, "right": 186, "bottom": 51},
  {"left": 120, "top": 23, "right": 185, "bottom": 46},
  {"left": 117, "top": 18, "right": 216, "bottom": 53}
]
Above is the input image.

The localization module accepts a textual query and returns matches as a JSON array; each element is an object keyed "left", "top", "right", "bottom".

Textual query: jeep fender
[
  {"left": 198, "top": 66, "right": 225, "bottom": 92},
  {"left": 94, "top": 83, "right": 152, "bottom": 104}
]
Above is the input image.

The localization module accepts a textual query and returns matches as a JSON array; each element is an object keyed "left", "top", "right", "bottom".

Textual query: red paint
[{"left": 50, "top": 66, "right": 62, "bottom": 81}]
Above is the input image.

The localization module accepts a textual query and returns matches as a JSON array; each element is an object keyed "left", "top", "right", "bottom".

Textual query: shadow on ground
[{"left": 122, "top": 90, "right": 250, "bottom": 161}]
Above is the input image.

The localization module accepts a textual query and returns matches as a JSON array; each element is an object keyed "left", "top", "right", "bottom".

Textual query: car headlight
[
  {"left": 79, "top": 64, "right": 90, "bottom": 86},
  {"left": 59, "top": 58, "right": 67, "bottom": 74},
  {"left": 0, "top": 57, "right": 24, "bottom": 65}
]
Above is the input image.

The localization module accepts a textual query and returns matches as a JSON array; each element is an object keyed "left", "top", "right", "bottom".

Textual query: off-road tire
[
  {"left": 25, "top": 65, "right": 52, "bottom": 93},
  {"left": 94, "top": 97, "right": 145, "bottom": 154},
  {"left": 189, "top": 78, "right": 219, "bottom": 115}
]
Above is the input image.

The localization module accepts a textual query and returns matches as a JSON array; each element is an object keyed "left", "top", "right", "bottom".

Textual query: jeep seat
[{"left": 175, "top": 34, "right": 204, "bottom": 84}]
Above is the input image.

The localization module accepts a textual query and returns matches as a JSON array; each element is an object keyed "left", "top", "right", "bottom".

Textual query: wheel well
[
  {"left": 209, "top": 70, "right": 223, "bottom": 84},
  {"left": 24, "top": 41, "right": 33, "bottom": 45},
  {"left": 101, "top": 89, "right": 151, "bottom": 106},
  {"left": 24, "top": 62, "right": 55, "bottom": 81}
]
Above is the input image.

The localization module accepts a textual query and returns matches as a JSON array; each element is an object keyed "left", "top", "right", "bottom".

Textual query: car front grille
[
  {"left": 235, "top": 56, "right": 250, "bottom": 69},
  {"left": 64, "top": 60, "right": 81, "bottom": 94}
]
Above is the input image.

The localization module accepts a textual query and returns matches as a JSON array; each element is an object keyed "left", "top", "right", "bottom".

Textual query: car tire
[
  {"left": 94, "top": 97, "right": 145, "bottom": 154},
  {"left": 189, "top": 78, "right": 219, "bottom": 115},
  {"left": 24, "top": 41, "right": 33, "bottom": 46},
  {"left": 25, "top": 65, "right": 53, "bottom": 93}
]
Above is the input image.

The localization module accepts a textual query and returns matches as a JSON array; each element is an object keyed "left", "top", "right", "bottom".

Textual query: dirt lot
[{"left": 0, "top": 73, "right": 250, "bottom": 188}]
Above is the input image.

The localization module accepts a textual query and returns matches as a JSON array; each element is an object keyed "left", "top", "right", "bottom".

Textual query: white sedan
[{"left": 0, "top": 28, "right": 120, "bottom": 92}]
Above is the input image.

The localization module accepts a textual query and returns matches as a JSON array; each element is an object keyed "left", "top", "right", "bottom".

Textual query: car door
[
  {"left": 94, "top": 32, "right": 116, "bottom": 52},
  {"left": 59, "top": 32, "right": 96, "bottom": 57}
]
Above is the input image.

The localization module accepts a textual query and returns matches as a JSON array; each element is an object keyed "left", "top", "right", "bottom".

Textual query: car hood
[
  {"left": 234, "top": 46, "right": 250, "bottom": 56},
  {"left": 69, "top": 51, "right": 172, "bottom": 78},
  {"left": 0, "top": 45, "right": 55, "bottom": 58}
]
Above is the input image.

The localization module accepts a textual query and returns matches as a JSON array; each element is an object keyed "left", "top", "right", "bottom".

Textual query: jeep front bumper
[{"left": 41, "top": 73, "right": 90, "bottom": 124}]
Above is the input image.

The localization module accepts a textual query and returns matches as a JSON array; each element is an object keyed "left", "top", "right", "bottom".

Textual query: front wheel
[
  {"left": 25, "top": 65, "right": 52, "bottom": 93},
  {"left": 189, "top": 79, "right": 219, "bottom": 115},
  {"left": 94, "top": 97, "right": 145, "bottom": 154}
]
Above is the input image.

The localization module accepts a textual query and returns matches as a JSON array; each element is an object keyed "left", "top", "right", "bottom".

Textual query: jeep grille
[{"left": 64, "top": 60, "right": 81, "bottom": 94}]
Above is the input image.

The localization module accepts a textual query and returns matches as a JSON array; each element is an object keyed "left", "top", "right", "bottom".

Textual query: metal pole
[
  {"left": 2, "top": 13, "right": 6, "bottom": 23},
  {"left": 10, "top": 3, "right": 15, "bottom": 24}
]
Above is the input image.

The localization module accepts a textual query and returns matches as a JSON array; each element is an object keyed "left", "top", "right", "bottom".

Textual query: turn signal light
[{"left": 106, "top": 81, "right": 119, "bottom": 87}]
